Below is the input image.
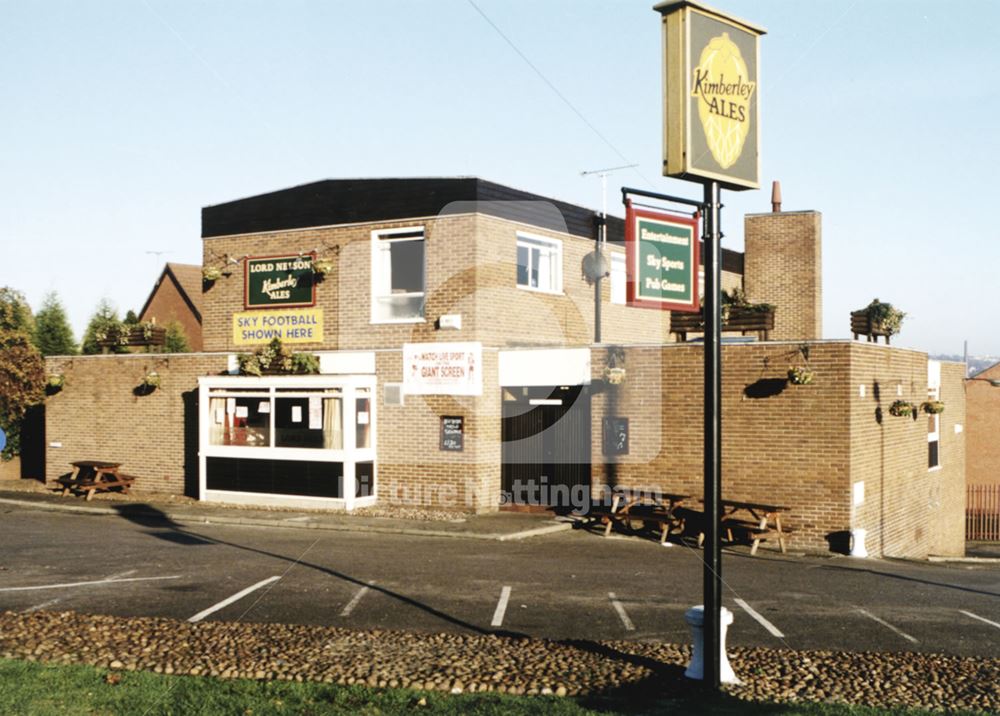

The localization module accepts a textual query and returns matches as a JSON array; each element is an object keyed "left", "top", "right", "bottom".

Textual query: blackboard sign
[
  {"left": 244, "top": 254, "right": 316, "bottom": 309},
  {"left": 602, "top": 417, "right": 629, "bottom": 456},
  {"left": 440, "top": 416, "right": 464, "bottom": 452}
]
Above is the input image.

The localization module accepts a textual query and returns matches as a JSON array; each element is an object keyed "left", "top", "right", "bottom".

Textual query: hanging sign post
[{"left": 653, "top": 0, "right": 766, "bottom": 692}]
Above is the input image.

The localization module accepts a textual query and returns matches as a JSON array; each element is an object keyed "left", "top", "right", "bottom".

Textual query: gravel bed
[{"left": 1, "top": 611, "right": 997, "bottom": 712}]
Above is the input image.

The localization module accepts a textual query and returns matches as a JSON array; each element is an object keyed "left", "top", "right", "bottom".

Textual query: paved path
[{"left": 0, "top": 506, "right": 998, "bottom": 658}]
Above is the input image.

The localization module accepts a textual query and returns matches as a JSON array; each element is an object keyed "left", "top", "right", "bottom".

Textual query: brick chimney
[{"left": 743, "top": 182, "right": 822, "bottom": 340}]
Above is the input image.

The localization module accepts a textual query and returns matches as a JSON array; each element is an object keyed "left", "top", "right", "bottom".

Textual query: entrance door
[{"left": 501, "top": 385, "right": 590, "bottom": 508}]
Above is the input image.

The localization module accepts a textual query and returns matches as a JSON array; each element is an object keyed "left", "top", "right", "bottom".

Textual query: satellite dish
[{"left": 582, "top": 250, "right": 610, "bottom": 284}]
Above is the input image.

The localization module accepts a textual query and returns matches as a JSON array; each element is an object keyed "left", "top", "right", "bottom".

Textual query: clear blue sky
[{"left": 3, "top": 0, "right": 998, "bottom": 356}]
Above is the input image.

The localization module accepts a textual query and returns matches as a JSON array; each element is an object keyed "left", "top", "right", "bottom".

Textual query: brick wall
[
  {"left": 202, "top": 212, "right": 743, "bottom": 353},
  {"left": 373, "top": 349, "right": 500, "bottom": 513},
  {"left": 744, "top": 211, "right": 822, "bottom": 340},
  {"left": 44, "top": 354, "right": 229, "bottom": 495},
  {"left": 966, "top": 362, "right": 1000, "bottom": 486},
  {"left": 589, "top": 342, "right": 964, "bottom": 558},
  {"left": 140, "top": 274, "right": 203, "bottom": 351}
]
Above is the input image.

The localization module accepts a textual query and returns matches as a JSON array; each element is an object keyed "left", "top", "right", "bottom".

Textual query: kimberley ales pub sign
[{"left": 656, "top": 1, "right": 765, "bottom": 190}]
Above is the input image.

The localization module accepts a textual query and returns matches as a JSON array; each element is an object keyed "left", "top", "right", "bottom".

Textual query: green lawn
[{"left": 0, "top": 658, "right": 973, "bottom": 716}]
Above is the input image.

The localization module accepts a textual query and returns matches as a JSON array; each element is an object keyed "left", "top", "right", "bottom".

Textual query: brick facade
[
  {"left": 744, "top": 211, "right": 822, "bottom": 340},
  {"left": 40, "top": 179, "right": 967, "bottom": 559},
  {"left": 44, "top": 354, "right": 229, "bottom": 494},
  {"left": 966, "top": 361, "right": 1000, "bottom": 486},
  {"left": 589, "top": 342, "right": 964, "bottom": 558},
  {"left": 139, "top": 264, "right": 203, "bottom": 351}
]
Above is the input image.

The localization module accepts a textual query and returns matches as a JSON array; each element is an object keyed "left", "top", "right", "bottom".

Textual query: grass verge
[{"left": 0, "top": 658, "right": 976, "bottom": 716}]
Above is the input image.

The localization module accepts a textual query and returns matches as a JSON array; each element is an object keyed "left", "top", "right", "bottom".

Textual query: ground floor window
[{"left": 199, "top": 375, "right": 376, "bottom": 508}]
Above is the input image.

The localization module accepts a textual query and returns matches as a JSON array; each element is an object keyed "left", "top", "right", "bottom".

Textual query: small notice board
[
  {"left": 602, "top": 417, "right": 629, "bottom": 456},
  {"left": 440, "top": 416, "right": 464, "bottom": 452}
]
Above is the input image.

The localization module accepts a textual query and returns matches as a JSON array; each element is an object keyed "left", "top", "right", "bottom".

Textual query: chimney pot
[{"left": 771, "top": 181, "right": 782, "bottom": 213}]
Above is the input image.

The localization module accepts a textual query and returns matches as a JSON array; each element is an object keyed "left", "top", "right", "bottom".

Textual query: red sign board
[{"left": 625, "top": 203, "right": 700, "bottom": 313}]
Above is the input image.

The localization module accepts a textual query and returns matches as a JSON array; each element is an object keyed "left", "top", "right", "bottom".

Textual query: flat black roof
[{"left": 202, "top": 177, "right": 743, "bottom": 273}]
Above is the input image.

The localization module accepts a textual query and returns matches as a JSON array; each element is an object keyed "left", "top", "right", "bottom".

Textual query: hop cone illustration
[{"left": 692, "top": 32, "right": 754, "bottom": 169}]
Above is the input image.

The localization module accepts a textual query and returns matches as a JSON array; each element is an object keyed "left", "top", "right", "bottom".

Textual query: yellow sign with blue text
[
  {"left": 656, "top": 1, "right": 765, "bottom": 190},
  {"left": 232, "top": 308, "right": 324, "bottom": 345}
]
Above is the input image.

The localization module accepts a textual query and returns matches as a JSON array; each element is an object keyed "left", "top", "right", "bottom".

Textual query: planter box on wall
[{"left": 671, "top": 307, "right": 775, "bottom": 342}]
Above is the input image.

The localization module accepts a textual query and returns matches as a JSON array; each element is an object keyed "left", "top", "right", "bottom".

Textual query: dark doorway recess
[{"left": 501, "top": 385, "right": 591, "bottom": 509}]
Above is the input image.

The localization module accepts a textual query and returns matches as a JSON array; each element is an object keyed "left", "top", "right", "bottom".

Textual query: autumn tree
[{"left": 0, "top": 288, "right": 45, "bottom": 460}]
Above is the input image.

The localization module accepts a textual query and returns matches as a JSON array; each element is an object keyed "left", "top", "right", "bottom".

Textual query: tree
[
  {"left": 0, "top": 287, "right": 34, "bottom": 336},
  {"left": 123, "top": 309, "right": 139, "bottom": 325},
  {"left": 81, "top": 299, "right": 127, "bottom": 355},
  {"left": 0, "top": 287, "right": 44, "bottom": 461},
  {"left": 163, "top": 321, "right": 191, "bottom": 353},
  {"left": 33, "top": 292, "right": 77, "bottom": 357}
]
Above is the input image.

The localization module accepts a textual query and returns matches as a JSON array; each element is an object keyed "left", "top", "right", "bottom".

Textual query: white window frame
[
  {"left": 927, "top": 385, "right": 941, "bottom": 471},
  {"left": 370, "top": 226, "right": 426, "bottom": 324},
  {"left": 927, "top": 360, "right": 941, "bottom": 471},
  {"left": 610, "top": 251, "right": 626, "bottom": 305},
  {"left": 198, "top": 374, "right": 377, "bottom": 510},
  {"left": 516, "top": 232, "right": 563, "bottom": 295}
]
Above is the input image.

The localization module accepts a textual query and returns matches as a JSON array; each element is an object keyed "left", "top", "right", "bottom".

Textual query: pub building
[{"left": 44, "top": 177, "right": 967, "bottom": 559}]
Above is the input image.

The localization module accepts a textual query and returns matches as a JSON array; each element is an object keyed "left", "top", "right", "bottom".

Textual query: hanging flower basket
[
  {"left": 921, "top": 400, "right": 945, "bottom": 415},
  {"left": 787, "top": 366, "right": 814, "bottom": 385},
  {"left": 313, "top": 258, "right": 335, "bottom": 276},
  {"left": 141, "top": 371, "right": 161, "bottom": 390},
  {"left": 46, "top": 374, "right": 66, "bottom": 395},
  {"left": 888, "top": 400, "right": 916, "bottom": 418},
  {"left": 604, "top": 366, "right": 626, "bottom": 385},
  {"left": 202, "top": 266, "right": 223, "bottom": 282}
]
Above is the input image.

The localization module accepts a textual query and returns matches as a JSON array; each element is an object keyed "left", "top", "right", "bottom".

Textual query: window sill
[
  {"left": 370, "top": 318, "right": 427, "bottom": 325},
  {"left": 516, "top": 284, "right": 565, "bottom": 297}
]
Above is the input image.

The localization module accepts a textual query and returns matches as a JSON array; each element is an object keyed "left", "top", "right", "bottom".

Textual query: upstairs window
[
  {"left": 372, "top": 228, "right": 425, "bottom": 322},
  {"left": 516, "top": 234, "right": 562, "bottom": 293}
]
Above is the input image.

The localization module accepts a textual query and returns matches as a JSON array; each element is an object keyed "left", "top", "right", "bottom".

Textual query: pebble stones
[{"left": 0, "top": 610, "right": 997, "bottom": 712}]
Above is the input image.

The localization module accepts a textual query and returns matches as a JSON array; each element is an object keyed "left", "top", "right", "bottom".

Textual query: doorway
[{"left": 501, "top": 385, "right": 591, "bottom": 509}]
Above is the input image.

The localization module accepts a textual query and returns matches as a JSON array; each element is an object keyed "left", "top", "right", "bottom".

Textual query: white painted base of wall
[{"left": 202, "top": 489, "right": 377, "bottom": 512}]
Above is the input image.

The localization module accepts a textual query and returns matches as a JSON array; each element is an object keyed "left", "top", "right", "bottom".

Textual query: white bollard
[
  {"left": 850, "top": 528, "right": 869, "bottom": 558},
  {"left": 684, "top": 605, "right": 740, "bottom": 684}
]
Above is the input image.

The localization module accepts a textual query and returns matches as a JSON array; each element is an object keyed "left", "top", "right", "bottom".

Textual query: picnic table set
[
  {"left": 56, "top": 460, "right": 137, "bottom": 501},
  {"left": 588, "top": 486, "right": 791, "bottom": 555}
]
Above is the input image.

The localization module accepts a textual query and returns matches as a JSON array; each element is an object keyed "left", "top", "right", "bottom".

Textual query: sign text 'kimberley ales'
[
  {"left": 244, "top": 254, "right": 316, "bottom": 309},
  {"left": 657, "top": 1, "right": 765, "bottom": 189},
  {"left": 625, "top": 203, "right": 699, "bottom": 312},
  {"left": 403, "top": 342, "right": 482, "bottom": 396},
  {"left": 233, "top": 308, "right": 324, "bottom": 345}
]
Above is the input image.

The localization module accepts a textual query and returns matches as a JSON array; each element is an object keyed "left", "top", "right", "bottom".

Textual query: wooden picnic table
[
  {"left": 595, "top": 487, "right": 694, "bottom": 544},
  {"left": 58, "top": 460, "right": 136, "bottom": 501},
  {"left": 714, "top": 499, "right": 791, "bottom": 556}
]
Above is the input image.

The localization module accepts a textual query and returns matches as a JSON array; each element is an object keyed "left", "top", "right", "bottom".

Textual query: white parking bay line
[
  {"left": 491, "top": 586, "right": 512, "bottom": 627},
  {"left": 856, "top": 608, "right": 919, "bottom": 644},
  {"left": 734, "top": 598, "right": 785, "bottom": 638},
  {"left": 0, "top": 575, "right": 181, "bottom": 592},
  {"left": 960, "top": 610, "right": 1000, "bottom": 630},
  {"left": 188, "top": 576, "right": 282, "bottom": 623},
  {"left": 23, "top": 598, "right": 61, "bottom": 613},
  {"left": 340, "top": 582, "right": 374, "bottom": 617},
  {"left": 608, "top": 592, "right": 635, "bottom": 632}
]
